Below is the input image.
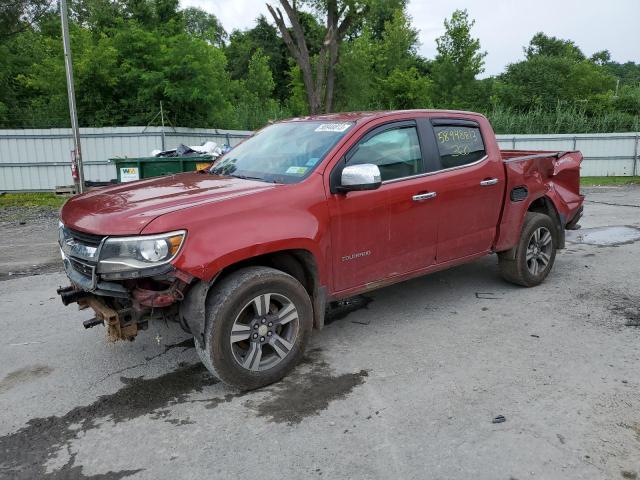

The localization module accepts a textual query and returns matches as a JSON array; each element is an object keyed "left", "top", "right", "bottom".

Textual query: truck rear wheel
[
  {"left": 498, "top": 212, "right": 557, "bottom": 287},
  {"left": 195, "top": 266, "right": 313, "bottom": 390}
]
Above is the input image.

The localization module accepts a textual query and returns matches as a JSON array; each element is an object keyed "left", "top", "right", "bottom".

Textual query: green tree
[
  {"left": 183, "top": 7, "right": 226, "bottom": 47},
  {"left": 225, "top": 15, "right": 290, "bottom": 102},
  {"left": 359, "top": 0, "right": 407, "bottom": 39},
  {"left": 245, "top": 49, "right": 275, "bottom": 101},
  {"left": 235, "top": 49, "right": 282, "bottom": 129},
  {"left": 590, "top": 49, "right": 611, "bottom": 66},
  {"left": 497, "top": 34, "right": 616, "bottom": 112},
  {"left": 600, "top": 59, "right": 640, "bottom": 87},
  {"left": 335, "top": 8, "right": 430, "bottom": 111},
  {"left": 0, "top": 0, "right": 53, "bottom": 39},
  {"left": 1, "top": 0, "right": 637, "bottom": 134},
  {"left": 431, "top": 9, "right": 486, "bottom": 108},
  {"left": 266, "top": 0, "right": 364, "bottom": 113},
  {"left": 334, "top": 28, "right": 376, "bottom": 110},
  {"left": 525, "top": 32, "right": 585, "bottom": 60}
]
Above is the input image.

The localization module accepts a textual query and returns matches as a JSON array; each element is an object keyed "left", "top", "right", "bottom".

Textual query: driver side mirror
[{"left": 337, "top": 163, "right": 382, "bottom": 192}]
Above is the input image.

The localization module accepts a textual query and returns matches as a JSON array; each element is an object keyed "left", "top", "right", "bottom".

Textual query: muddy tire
[
  {"left": 195, "top": 266, "right": 313, "bottom": 390},
  {"left": 498, "top": 212, "right": 557, "bottom": 287}
]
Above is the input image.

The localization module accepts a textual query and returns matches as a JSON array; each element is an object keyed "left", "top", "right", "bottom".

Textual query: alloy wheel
[
  {"left": 525, "top": 227, "right": 553, "bottom": 276},
  {"left": 229, "top": 293, "right": 299, "bottom": 371}
]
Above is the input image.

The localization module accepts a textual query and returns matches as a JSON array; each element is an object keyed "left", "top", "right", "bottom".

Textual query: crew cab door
[
  {"left": 327, "top": 119, "right": 439, "bottom": 293},
  {"left": 424, "top": 118, "right": 505, "bottom": 263}
]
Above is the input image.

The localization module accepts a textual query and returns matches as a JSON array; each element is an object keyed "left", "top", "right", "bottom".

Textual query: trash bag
[
  {"left": 152, "top": 141, "right": 225, "bottom": 158},
  {"left": 175, "top": 144, "right": 197, "bottom": 156}
]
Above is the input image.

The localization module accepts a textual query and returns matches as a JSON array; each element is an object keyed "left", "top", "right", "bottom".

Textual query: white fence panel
[
  {"left": 496, "top": 132, "right": 639, "bottom": 177},
  {"left": 1, "top": 128, "right": 638, "bottom": 190},
  {"left": 0, "top": 127, "right": 252, "bottom": 190}
]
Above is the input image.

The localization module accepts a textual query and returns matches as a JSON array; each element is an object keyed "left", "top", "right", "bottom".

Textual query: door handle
[
  {"left": 480, "top": 178, "right": 499, "bottom": 186},
  {"left": 412, "top": 192, "right": 437, "bottom": 201}
]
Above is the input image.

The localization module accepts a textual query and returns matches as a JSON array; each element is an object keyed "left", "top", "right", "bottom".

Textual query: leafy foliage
[
  {"left": 335, "top": 9, "right": 431, "bottom": 111},
  {"left": 0, "top": 1, "right": 638, "bottom": 133},
  {"left": 431, "top": 9, "right": 486, "bottom": 109}
]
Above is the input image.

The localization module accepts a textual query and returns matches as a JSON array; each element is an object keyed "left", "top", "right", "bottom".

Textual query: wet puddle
[
  {"left": 608, "top": 294, "right": 640, "bottom": 327},
  {"left": 244, "top": 348, "right": 369, "bottom": 425},
  {"left": 0, "top": 365, "right": 53, "bottom": 394},
  {"left": 566, "top": 226, "right": 640, "bottom": 246},
  {"left": 0, "top": 349, "right": 368, "bottom": 478},
  {"left": 0, "top": 363, "right": 216, "bottom": 479}
]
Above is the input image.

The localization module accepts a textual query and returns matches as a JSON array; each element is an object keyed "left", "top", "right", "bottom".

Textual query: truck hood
[{"left": 60, "top": 172, "right": 277, "bottom": 235}]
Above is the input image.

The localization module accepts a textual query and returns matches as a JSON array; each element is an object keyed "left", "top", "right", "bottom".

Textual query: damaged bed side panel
[{"left": 494, "top": 151, "right": 584, "bottom": 252}]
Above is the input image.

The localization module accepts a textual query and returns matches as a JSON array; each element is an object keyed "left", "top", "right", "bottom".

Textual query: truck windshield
[{"left": 209, "top": 121, "right": 354, "bottom": 184}]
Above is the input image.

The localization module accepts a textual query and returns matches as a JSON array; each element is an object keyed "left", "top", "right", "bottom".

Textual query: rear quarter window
[{"left": 433, "top": 125, "right": 486, "bottom": 169}]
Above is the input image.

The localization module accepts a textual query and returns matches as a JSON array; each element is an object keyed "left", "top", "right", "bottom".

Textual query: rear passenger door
[{"left": 426, "top": 119, "right": 505, "bottom": 263}]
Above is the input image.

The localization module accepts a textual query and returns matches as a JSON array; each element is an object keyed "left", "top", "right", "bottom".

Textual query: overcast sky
[{"left": 182, "top": 0, "right": 640, "bottom": 77}]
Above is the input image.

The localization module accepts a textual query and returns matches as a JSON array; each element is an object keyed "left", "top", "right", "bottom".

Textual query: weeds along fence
[{"left": 0, "top": 127, "right": 638, "bottom": 191}]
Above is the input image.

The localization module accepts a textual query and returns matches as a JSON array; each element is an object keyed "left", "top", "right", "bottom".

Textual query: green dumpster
[{"left": 110, "top": 156, "right": 214, "bottom": 183}]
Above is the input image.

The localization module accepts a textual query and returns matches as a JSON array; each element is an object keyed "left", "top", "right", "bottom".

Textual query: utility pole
[
  {"left": 160, "top": 101, "right": 166, "bottom": 151},
  {"left": 60, "top": 0, "right": 85, "bottom": 193}
]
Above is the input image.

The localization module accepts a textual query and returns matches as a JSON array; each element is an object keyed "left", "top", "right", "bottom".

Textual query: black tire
[
  {"left": 195, "top": 266, "right": 313, "bottom": 390},
  {"left": 498, "top": 212, "right": 557, "bottom": 287}
]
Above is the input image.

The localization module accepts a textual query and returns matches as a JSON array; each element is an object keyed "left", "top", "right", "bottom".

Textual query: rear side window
[{"left": 433, "top": 125, "right": 485, "bottom": 169}]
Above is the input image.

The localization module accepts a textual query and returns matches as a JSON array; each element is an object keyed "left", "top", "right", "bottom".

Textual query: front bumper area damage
[
  {"left": 58, "top": 225, "right": 195, "bottom": 341},
  {"left": 57, "top": 287, "right": 138, "bottom": 340},
  {"left": 57, "top": 270, "right": 193, "bottom": 341}
]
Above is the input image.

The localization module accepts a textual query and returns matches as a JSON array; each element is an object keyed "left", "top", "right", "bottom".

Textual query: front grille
[
  {"left": 67, "top": 228, "right": 104, "bottom": 247},
  {"left": 69, "top": 257, "right": 95, "bottom": 278}
]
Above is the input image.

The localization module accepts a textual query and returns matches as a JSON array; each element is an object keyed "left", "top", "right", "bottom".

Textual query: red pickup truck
[{"left": 58, "top": 110, "right": 584, "bottom": 389}]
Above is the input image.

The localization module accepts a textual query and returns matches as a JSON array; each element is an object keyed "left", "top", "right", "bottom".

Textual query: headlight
[{"left": 97, "top": 231, "right": 186, "bottom": 274}]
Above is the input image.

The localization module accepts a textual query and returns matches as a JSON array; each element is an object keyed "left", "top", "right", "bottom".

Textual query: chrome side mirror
[{"left": 339, "top": 163, "right": 382, "bottom": 192}]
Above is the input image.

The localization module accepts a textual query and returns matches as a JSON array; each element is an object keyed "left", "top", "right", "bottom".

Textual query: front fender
[{"left": 141, "top": 177, "right": 331, "bottom": 285}]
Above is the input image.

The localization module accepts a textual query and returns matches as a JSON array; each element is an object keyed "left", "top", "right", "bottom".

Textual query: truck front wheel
[
  {"left": 195, "top": 266, "right": 313, "bottom": 390},
  {"left": 498, "top": 212, "right": 557, "bottom": 287}
]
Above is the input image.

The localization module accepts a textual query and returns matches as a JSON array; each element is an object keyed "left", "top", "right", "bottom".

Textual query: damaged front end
[{"left": 57, "top": 223, "right": 194, "bottom": 341}]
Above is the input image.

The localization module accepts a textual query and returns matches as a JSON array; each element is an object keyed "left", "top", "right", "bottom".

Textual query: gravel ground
[
  {"left": 0, "top": 206, "right": 61, "bottom": 281},
  {"left": 0, "top": 186, "right": 639, "bottom": 480}
]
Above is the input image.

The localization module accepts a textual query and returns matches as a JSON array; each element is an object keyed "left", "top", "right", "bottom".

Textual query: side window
[
  {"left": 433, "top": 125, "right": 486, "bottom": 169},
  {"left": 349, "top": 127, "right": 422, "bottom": 182}
]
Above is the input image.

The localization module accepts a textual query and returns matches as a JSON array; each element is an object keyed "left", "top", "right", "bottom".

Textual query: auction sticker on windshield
[
  {"left": 315, "top": 123, "right": 351, "bottom": 133},
  {"left": 285, "top": 166, "right": 308, "bottom": 175}
]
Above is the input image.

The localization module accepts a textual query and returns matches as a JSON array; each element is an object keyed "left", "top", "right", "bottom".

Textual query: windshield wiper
[
  {"left": 230, "top": 174, "right": 279, "bottom": 183},
  {"left": 230, "top": 174, "right": 266, "bottom": 181},
  {"left": 210, "top": 170, "right": 277, "bottom": 183}
]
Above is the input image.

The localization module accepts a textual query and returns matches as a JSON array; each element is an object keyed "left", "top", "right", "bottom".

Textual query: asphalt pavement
[{"left": 1, "top": 186, "right": 639, "bottom": 480}]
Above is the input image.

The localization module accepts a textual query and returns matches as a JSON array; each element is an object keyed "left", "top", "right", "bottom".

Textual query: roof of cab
[{"left": 285, "top": 109, "right": 484, "bottom": 124}]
